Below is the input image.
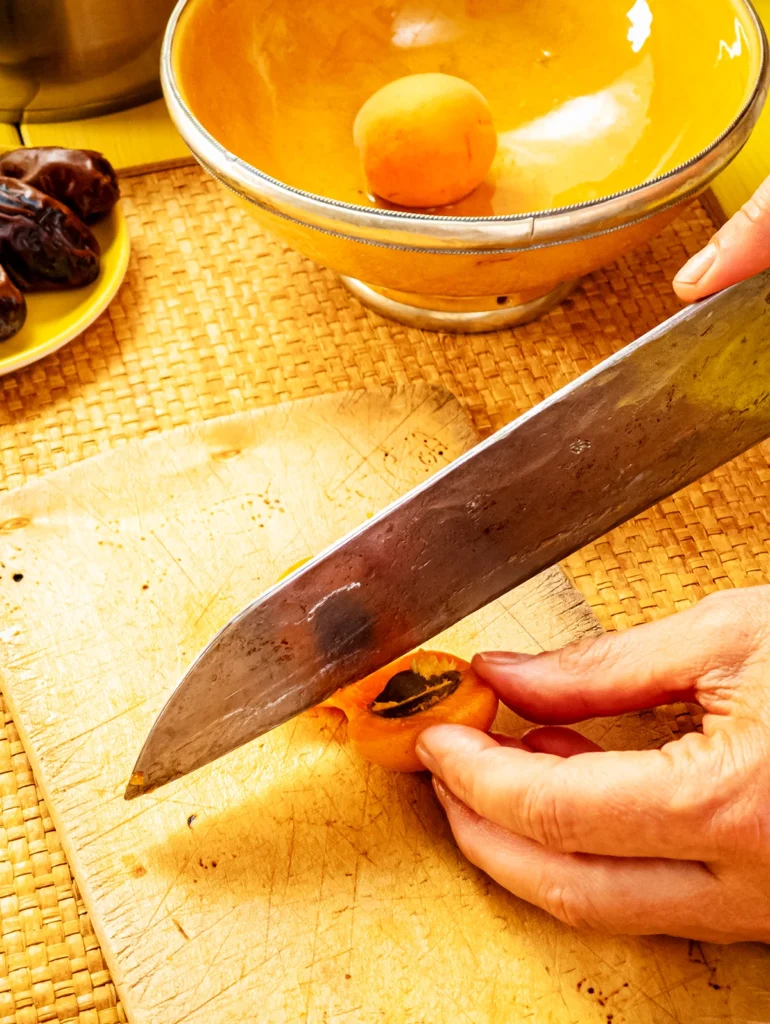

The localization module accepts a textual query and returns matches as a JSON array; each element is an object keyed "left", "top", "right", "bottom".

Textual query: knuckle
[
  {"left": 666, "top": 731, "right": 770, "bottom": 857},
  {"left": 714, "top": 801, "right": 767, "bottom": 859},
  {"left": 697, "top": 586, "right": 770, "bottom": 632},
  {"left": 521, "top": 769, "right": 578, "bottom": 852},
  {"left": 695, "top": 588, "right": 745, "bottom": 626},
  {"left": 741, "top": 178, "right": 770, "bottom": 224},
  {"left": 739, "top": 200, "right": 765, "bottom": 229},
  {"left": 691, "top": 589, "right": 770, "bottom": 679},
  {"left": 555, "top": 635, "right": 613, "bottom": 677},
  {"left": 706, "top": 735, "right": 770, "bottom": 857},
  {"left": 540, "top": 879, "right": 607, "bottom": 932},
  {"left": 664, "top": 736, "right": 726, "bottom": 811}
]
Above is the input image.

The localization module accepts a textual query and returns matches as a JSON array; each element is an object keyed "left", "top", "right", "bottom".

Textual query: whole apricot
[{"left": 353, "top": 73, "right": 497, "bottom": 208}]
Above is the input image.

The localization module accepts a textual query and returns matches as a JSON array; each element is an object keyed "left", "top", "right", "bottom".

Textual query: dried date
[
  {"left": 0, "top": 265, "right": 26, "bottom": 341},
  {"left": 0, "top": 177, "right": 100, "bottom": 291},
  {"left": 0, "top": 147, "right": 119, "bottom": 223}
]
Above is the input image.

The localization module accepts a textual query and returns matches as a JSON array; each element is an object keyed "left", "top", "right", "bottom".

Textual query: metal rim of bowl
[{"left": 162, "top": 0, "right": 770, "bottom": 255}]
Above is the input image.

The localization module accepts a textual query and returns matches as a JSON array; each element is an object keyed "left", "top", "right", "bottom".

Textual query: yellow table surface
[{"left": 19, "top": 100, "right": 193, "bottom": 175}]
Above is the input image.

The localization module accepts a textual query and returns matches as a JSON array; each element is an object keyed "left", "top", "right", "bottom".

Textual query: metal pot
[{"left": 0, "top": 0, "right": 177, "bottom": 123}]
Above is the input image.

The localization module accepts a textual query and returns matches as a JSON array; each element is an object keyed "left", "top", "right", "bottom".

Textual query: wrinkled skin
[
  {"left": 418, "top": 171, "right": 770, "bottom": 943},
  {"left": 0, "top": 265, "right": 26, "bottom": 341},
  {"left": 418, "top": 587, "right": 770, "bottom": 944},
  {"left": 0, "top": 177, "right": 100, "bottom": 291},
  {"left": 0, "top": 147, "right": 119, "bottom": 224}
]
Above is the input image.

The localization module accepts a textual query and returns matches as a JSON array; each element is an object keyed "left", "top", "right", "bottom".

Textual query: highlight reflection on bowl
[{"left": 163, "top": 0, "right": 769, "bottom": 332}]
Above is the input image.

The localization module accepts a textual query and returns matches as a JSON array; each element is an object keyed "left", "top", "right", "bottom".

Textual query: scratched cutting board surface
[{"left": 0, "top": 384, "right": 767, "bottom": 1024}]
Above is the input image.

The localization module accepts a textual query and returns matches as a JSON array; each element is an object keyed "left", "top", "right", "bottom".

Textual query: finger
[
  {"left": 674, "top": 177, "right": 770, "bottom": 301},
  {"left": 489, "top": 729, "right": 602, "bottom": 757},
  {"left": 523, "top": 726, "right": 603, "bottom": 757},
  {"left": 489, "top": 733, "right": 530, "bottom": 750},
  {"left": 433, "top": 780, "right": 728, "bottom": 941},
  {"left": 471, "top": 592, "right": 759, "bottom": 724},
  {"left": 417, "top": 724, "right": 725, "bottom": 860}
]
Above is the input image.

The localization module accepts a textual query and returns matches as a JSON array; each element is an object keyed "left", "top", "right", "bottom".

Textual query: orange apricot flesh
[
  {"left": 325, "top": 649, "right": 498, "bottom": 772},
  {"left": 353, "top": 73, "right": 497, "bottom": 209},
  {"left": 275, "top": 561, "right": 498, "bottom": 771}
]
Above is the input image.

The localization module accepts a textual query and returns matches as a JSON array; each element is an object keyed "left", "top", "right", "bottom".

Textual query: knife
[{"left": 126, "top": 269, "right": 770, "bottom": 800}]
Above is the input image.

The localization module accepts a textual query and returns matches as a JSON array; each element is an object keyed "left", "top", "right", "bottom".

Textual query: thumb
[{"left": 674, "top": 177, "right": 770, "bottom": 302}]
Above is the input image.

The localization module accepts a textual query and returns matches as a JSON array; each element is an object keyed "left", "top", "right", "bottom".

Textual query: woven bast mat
[{"left": 0, "top": 164, "right": 765, "bottom": 1022}]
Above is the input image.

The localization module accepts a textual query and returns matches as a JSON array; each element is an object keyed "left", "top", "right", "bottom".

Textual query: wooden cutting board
[{"left": 0, "top": 384, "right": 766, "bottom": 1024}]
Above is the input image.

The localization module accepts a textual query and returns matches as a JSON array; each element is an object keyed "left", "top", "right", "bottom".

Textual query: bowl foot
[{"left": 341, "top": 278, "right": 579, "bottom": 333}]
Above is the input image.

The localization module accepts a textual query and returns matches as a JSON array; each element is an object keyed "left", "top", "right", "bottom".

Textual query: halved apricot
[
  {"left": 326, "top": 649, "right": 498, "bottom": 772},
  {"left": 275, "top": 562, "right": 498, "bottom": 771}
]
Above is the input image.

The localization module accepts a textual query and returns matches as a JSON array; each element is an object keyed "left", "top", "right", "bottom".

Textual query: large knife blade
[{"left": 126, "top": 270, "right": 770, "bottom": 800}]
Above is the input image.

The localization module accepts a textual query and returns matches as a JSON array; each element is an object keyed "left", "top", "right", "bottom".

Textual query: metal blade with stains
[{"left": 126, "top": 269, "right": 770, "bottom": 799}]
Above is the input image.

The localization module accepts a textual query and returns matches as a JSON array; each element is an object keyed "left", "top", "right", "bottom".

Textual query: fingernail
[
  {"left": 432, "top": 778, "right": 467, "bottom": 817},
  {"left": 474, "top": 651, "right": 537, "bottom": 668},
  {"left": 418, "top": 724, "right": 493, "bottom": 774},
  {"left": 674, "top": 243, "right": 718, "bottom": 285},
  {"left": 489, "top": 731, "right": 532, "bottom": 750},
  {"left": 416, "top": 736, "right": 438, "bottom": 773},
  {"left": 432, "top": 776, "right": 450, "bottom": 806}
]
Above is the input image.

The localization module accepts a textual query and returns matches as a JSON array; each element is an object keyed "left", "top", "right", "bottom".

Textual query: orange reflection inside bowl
[{"left": 175, "top": 0, "right": 760, "bottom": 216}]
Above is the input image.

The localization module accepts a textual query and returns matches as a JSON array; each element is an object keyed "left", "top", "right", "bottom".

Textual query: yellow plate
[{"left": 0, "top": 204, "right": 130, "bottom": 375}]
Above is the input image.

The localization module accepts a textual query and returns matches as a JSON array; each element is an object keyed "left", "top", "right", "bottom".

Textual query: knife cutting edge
[{"left": 126, "top": 268, "right": 770, "bottom": 800}]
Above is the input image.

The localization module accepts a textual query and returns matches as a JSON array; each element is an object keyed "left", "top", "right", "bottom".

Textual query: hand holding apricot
[
  {"left": 353, "top": 73, "right": 497, "bottom": 208},
  {"left": 418, "top": 588, "right": 770, "bottom": 943}
]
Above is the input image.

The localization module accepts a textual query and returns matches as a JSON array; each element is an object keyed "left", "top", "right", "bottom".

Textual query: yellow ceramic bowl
[
  {"left": 163, "top": 0, "right": 768, "bottom": 332},
  {"left": 0, "top": 207, "right": 130, "bottom": 375}
]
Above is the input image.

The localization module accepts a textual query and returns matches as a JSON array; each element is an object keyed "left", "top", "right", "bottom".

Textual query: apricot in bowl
[
  {"left": 353, "top": 73, "right": 497, "bottom": 209},
  {"left": 167, "top": 0, "right": 768, "bottom": 332}
]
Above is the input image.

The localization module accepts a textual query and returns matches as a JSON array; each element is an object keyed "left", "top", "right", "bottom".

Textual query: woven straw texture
[{"left": 0, "top": 164, "right": 765, "bottom": 1021}]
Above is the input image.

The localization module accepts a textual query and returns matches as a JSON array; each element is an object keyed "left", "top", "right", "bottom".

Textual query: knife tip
[{"left": 124, "top": 769, "right": 151, "bottom": 801}]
